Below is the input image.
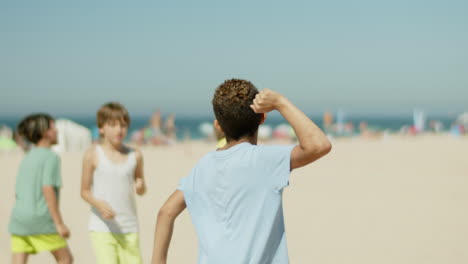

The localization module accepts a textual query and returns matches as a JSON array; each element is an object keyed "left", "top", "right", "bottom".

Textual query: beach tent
[{"left": 52, "top": 119, "right": 92, "bottom": 153}]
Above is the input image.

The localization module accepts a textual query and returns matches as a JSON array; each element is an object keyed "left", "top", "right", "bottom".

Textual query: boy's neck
[
  {"left": 36, "top": 139, "right": 52, "bottom": 148},
  {"left": 220, "top": 136, "right": 257, "bottom": 151},
  {"left": 101, "top": 138, "right": 123, "bottom": 152}
]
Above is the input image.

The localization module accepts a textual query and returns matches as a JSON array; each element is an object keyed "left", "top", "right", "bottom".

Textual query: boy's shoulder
[
  {"left": 196, "top": 150, "right": 217, "bottom": 165},
  {"left": 126, "top": 144, "right": 142, "bottom": 155},
  {"left": 33, "top": 147, "right": 59, "bottom": 161},
  {"left": 197, "top": 143, "right": 293, "bottom": 165},
  {"left": 84, "top": 143, "right": 98, "bottom": 158},
  {"left": 119, "top": 144, "right": 142, "bottom": 161},
  {"left": 255, "top": 144, "right": 295, "bottom": 153},
  {"left": 129, "top": 145, "right": 143, "bottom": 162},
  {"left": 83, "top": 144, "right": 101, "bottom": 166},
  {"left": 85, "top": 143, "right": 140, "bottom": 153},
  {"left": 248, "top": 144, "right": 296, "bottom": 165},
  {"left": 23, "top": 148, "right": 58, "bottom": 168}
]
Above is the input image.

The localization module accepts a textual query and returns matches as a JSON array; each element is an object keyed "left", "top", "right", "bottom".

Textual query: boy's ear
[
  {"left": 98, "top": 127, "right": 105, "bottom": 137},
  {"left": 260, "top": 113, "right": 266, "bottom": 125},
  {"left": 214, "top": 120, "right": 224, "bottom": 134}
]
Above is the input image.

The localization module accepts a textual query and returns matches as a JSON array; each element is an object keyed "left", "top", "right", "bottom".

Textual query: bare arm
[
  {"left": 80, "top": 147, "right": 116, "bottom": 219},
  {"left": 151, "top": 190, "right": 186, "bottom": 264},
  {"left": 43, "top": 186, "right": 70, "bottom": 238},
  {"left": 251, "top": 89, "right": 332, "bottom": 170},
  {"left": 134, "top": 149, "right": 147, "bottom": 196}
]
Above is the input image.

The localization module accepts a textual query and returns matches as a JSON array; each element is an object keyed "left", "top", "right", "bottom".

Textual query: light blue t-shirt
[{"left": 178, "top": 142, "right": 295, "bottom": 264}]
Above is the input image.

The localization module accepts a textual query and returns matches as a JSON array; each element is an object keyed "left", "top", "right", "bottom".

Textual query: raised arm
[
  {"left": 251, "top": 89, "right": 332, "bottom": 170},
  {"left": 152, "top": 190, "right": 186, "bottom": 264},
  {"left": 80, "top": 147, "right": 116, "bottom": 219}
]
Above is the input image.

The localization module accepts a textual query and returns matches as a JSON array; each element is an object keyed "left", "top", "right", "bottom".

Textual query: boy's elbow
[
  {"left": 313, "top": 136, "right": 332, "bottom": 154},
  {"left": 314, "top": 142, "right": 332, "bottom": 160},
  {"left": 320, "top": 141, "right": 332, "bottom": 155},
  {"left": 305, "top": 141, "right": 332, "bottom": 160},
  {"left": 80, "top": 189, "right": 90, "bottom": 201}
]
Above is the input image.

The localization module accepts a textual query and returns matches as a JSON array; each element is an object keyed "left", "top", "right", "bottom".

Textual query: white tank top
[{"left": 88, "top": 145, "right": 139, "bottom": 233}]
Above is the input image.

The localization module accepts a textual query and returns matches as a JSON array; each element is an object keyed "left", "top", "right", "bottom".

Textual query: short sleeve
[
  {"left": 262, "top": 145, "right": 295, "bottom": 191},
  {"left": 42, "top": 154, "right": 62, "bottom": 187},
  {"left": 177, "top": 177, "right": 188, "bottom": 192},
  {"left": 177, "top": 167, "right": 195, "bottom": 192}
]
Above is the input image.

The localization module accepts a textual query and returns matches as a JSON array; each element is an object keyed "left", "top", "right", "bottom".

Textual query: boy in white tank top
[{"left": 81, "top": 102, "right": 147, "bottom": 264}]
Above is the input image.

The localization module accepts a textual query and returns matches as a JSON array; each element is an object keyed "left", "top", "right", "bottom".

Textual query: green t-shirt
[{"left": 9, "top": 147, "right": 62, "bottom": 236}]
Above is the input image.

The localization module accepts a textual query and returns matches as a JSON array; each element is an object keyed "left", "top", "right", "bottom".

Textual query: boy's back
[
  {"left": 178, "top": 143, "right": 294, "bottom": 263},
  {"left": 9, "top": 148, "right": 61, "bottom": 236},
  {"left": 151, "top": 80, "right": 331, "bottom": 264}
]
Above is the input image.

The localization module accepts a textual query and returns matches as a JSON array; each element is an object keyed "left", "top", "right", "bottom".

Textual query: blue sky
[{"left": 1, "top": 0, "right": 467, "bottom": 117}]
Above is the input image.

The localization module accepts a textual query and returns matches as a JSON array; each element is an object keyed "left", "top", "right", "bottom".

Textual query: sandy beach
[{"left": 1, "top": 135, "right": 468, "bottom": 263}]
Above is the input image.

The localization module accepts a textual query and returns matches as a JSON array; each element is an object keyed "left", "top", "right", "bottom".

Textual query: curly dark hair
[
  {"left": 17, "top": 113, "right": 54, "bottom": 144},
  {"left": 212, "top": 79, "right": 262, "bottom": 141}
]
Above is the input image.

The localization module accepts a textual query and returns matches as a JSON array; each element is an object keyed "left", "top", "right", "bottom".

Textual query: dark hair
[
  {"left": 212, "top": 79, "right": 262, "bottom": 141},
  {"left": 97, "top": 102, "right": 131, "bottom": 128},
  {"left": 17, "top": 113, "right": 54, "bottom": 144}
]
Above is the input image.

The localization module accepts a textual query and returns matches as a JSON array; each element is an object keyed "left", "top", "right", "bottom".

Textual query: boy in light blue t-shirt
[{"left": 152, "top": 79, "right": 332, "bottom": 264}]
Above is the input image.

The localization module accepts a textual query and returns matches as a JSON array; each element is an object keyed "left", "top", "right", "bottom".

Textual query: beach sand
[{"left": 1, "top": 135, "right": 468, "bottom": 263}]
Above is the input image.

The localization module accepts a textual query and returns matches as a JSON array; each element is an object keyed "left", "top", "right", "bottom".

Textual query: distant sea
[{"left": 0, "top": 114, "right": 457, "bottom": 140}]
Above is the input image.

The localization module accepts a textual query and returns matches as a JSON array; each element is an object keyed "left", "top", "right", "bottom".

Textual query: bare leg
[
  {"left": 12, "top": 253, "right": 29, "bottom": 264},
  {"left": 51, "top": 247, "right": 73, "bottom": 264}
]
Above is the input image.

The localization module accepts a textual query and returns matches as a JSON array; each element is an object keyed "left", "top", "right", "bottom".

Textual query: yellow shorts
[
  {"left": 90, "top": 232, "right": 142, "bottom": 264},
  {"left": 11, "top": 234, "right": 67, "bottom": 254},
  {"left": 217, "top": 137, "right": 227, "bottom": 148}
]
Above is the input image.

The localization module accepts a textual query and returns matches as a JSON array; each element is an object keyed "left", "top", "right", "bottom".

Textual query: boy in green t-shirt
[{"left": 8, "top": 114, "right": 73, "bottom": 264}]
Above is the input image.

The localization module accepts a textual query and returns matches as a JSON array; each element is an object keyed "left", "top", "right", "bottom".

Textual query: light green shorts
[
  {"left": 90, "top": 232, "right": 142, "bottom": 264},
  {"left": 11, "top": 234, "right": 67, "bottom": 254}
]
